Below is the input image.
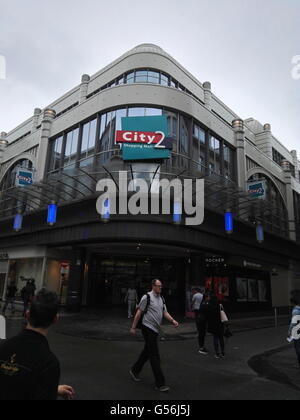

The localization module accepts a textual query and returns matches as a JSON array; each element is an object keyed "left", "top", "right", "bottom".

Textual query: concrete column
[
  {"left": 0, "top": 132, "right": 8, "bottom": 165},
  {"left": 281, "top": 159, "right": 296, "bottom": 241},
  {"left": 232, "top": 119, "right": 246, "bottom": 190},
  {"left": 36, "top": 108, "right": 56, "bottom": 182},
  {"left": 79, "top": 74, "right": 90, "bottom": 104},
  {"left": 32, "top": 108, "right": 42, "bottom": 131},
  {"left": 203, "top": 81, "right": 212, "bottom": 110},
  {"left": 255, "top": 123, "right": 272, "bottom": 158},
  {"left": 66, "top": 248, "right": 86, "bottom": 312},
  {"left": 291, "top": 150, "right": 299, "bottom": 178}
]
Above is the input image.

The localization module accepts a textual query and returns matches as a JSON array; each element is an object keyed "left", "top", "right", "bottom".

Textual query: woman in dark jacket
[{"left": 207, "top": 294, "right": 225, "bottom": 358}]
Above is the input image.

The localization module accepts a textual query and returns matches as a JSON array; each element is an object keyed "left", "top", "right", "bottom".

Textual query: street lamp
[
  {"left": 101, "top": 198, "right": 110, "bottom": 223},
  {"left": 47, "top": 202, "right": 57, "bottom": 226},
  {"left": 256, "top": 223, "right": 264, "bottom": 244},
  {"left": 13, "top": 212, "right": 23, "bottom": 232},
  {"left": 225, "top": 211, "right": 233, "bottom": 234}
]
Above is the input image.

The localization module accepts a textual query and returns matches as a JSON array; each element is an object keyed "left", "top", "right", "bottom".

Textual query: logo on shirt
[{"left": 0, "top": 354, "right": 20, "bottom": 376}]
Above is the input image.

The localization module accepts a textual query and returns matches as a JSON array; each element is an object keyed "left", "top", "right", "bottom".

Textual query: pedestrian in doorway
[
  {"left": 130, "top": 279, "right": 179, "bottom": 392},
  {"left": 288, "top": 290, "right": 300, "bottom": 368},
  {"left": 207, "top": 294, "right": 226, "bottom": 359},
  {"left": 2, "top": 281, "right": 17, "bottom": 316},
  {"left": 0, "top": 289, "right": 75, "bottom": 400},
  {"left": 21, "top": 282, "right": 32, "bottom": 317},
  {"left": 192, "top": 289, "right": 209, "bottom": 355},
  {"left": 29, "top": 279, "right": 36, "bottom": 300},
  {"left": 125, "top": 285, "right": 138, "bottom": 319}
]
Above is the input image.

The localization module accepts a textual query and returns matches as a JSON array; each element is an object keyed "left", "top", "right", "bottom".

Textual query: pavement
[{"left": 2, "top": 308, "right": 300, "bottom": 400}]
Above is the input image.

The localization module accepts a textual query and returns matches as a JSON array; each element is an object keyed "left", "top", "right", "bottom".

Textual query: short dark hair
[
  {"left": 152, "top": 279, "right": 161, "bottom": 286},
  {"left": 29, "top": 289, "right": 59, "bottom": 329}
]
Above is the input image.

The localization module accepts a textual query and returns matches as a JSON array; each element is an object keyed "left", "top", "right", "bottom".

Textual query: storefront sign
[
  {"left": 118, "top": 116, "right": 173, "bottom": 161},
  {"left": 243, "top": 260, "right": 262, "bottom": 269},
  {"left": 15, "top": 169, "right": 33, "bottom": 187},
  {"left": 247, "top": 181, "right": 266, "bottom": 199}
]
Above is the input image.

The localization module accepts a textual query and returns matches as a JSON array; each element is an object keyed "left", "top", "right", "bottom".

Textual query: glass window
[
  {"left": 64, "top": 128, "right": 79, "bottom": 167},
  {"left": 51, "top": 136, "right": 63, "bottom": 171},
  {"left": 128, "top": 107, "right": 146, "bottom": 117},
  {"left": 180, "top": 116, "right": 189, "bottom": 155},
  {"left": 130, "top": 163, "right": 161, "bottom": 194},
  {"left": 81, "top": 119, "right": 97, "bottom": 158},
  {"left": 135, "top": 70, "right": 148, "bottom": 83},
  {"left": 111, "top": 108, "right": 127, "bottom": 145},
  {"left": 224, "top": 144, "right": 235, "bottom": 180},
  {"left": 148, "top": 71, "right": 160, "bottom": 84},
  {"left": 170, "top": 79, "right": 177, "bottom": 88},
  {"left": 145, "top": 108, "right": 162, "bottom": 116},
  {"left": 209, "top": 136, "right": 221, "bottom": 175},
  {"left": 99, "top": 113, "right": 111, "bottom": 152},
  {"left": 126, "top": 72, "right": 135, "bottom": 84},
  {"left": 116, "top": 75, "right": 124, "bottom": 85},
  {"left": 160, "top": 73, "right": 169, "bottom": 86}
]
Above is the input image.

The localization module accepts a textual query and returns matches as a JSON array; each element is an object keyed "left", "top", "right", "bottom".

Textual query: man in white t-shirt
[{"left": 130, "top": 279, "right": 179, "bottom": 392}]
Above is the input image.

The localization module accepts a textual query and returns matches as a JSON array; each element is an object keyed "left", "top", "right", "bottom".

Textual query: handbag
[
  {"left": 220, "top": 304, "right": 229, "bottom": 323},
  {"left": 224, "top": 325, "right": 233, "bottom": 338}
]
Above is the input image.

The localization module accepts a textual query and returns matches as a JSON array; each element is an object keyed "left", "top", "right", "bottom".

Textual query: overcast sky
[{"left": 0, "top": 0, "right": 299, "bottom": 154}]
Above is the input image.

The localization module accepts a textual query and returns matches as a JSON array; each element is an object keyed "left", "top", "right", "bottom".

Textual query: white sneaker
[
  {"left": 155, "top": 385, "right": 170, "bottom": 392},
  {"left": 129, "top": 370, "right": 141, "bottom": 382}
]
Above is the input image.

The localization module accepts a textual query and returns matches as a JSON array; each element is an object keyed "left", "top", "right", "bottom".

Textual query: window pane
[
  {"left": 81, "top": 123, "right": 90, "bottom": 153},
  {"left": 160, "top": 73, "right": 169, "bottom": 86},
  {"left": 52, "top": 136, "right": 63, "bottom": 171},
  {"left": 135, "top": 70, "right": 148, "bottom": 83},
  {"left": 99, "top": 113, "right": 111, "bottom": 152},
  {"left": 145, "top": 107, "right": 162, "bottom": 116},
  {"left": 128, "top": 107, "right": 145, "bottom": 117},
  {"left": 198, "top": 127, "right": 205, "bottom": 144},
  {"left": 148, "top": 71, "right": 160, "bottom": 84},
  {"left": 126, "top": 72, "right": 135, "bottom": 84},
  {"left": 88, "top": 119, "right": 97, "bottom": 152}
]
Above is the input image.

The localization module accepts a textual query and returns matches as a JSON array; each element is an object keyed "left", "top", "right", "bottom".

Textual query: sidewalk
[
  {"left": 50, "top": 308, "right": 291, "bottom": 341},
  {"left": 3, "top": 309, "right": 299, "bottom": 399}
]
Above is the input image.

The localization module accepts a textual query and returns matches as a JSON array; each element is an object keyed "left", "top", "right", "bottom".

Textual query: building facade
[{"left": 0, "top": 44, "right": 300, "bottom": 313}]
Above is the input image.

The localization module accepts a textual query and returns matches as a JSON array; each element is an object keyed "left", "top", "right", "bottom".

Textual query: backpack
[
  {"left": 136, "top": 294, "right": 166, "bottom": 329},
  {"left": 136, "top": 293, "right": 150, "bottom": 329}
]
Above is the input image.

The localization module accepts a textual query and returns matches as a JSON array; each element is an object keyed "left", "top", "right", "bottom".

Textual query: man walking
[
  {"left": 2, "top": 281, "right": 17, "bottom": 316},
  {"left": 125, "top": 285, "right": 138, "bottom": 318},
  {"left": 130, "top": 279, "right": 179, "bottom": 392},
  {"left": 0, "top": 289, "right": 75, "bottom": 400},
  {"left": 288, "top": 290, "right": 300, "bottom": 369}
]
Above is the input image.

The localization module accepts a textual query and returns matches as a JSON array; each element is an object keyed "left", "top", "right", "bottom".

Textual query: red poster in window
[{"left": 205, "top": 277, "right": 229, "bottom": 301}]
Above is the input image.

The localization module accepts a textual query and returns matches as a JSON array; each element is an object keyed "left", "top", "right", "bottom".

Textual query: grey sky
[{"left": 0, "top": 0, "right": 299, "bottom": 154}]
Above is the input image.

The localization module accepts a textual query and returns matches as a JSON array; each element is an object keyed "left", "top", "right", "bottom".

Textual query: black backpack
[
  {"left": 136, "top": 293, "right": 150, "bottom": 329},
  {"left": 136, "top": 293, "right": 166, "bottom": 329}
]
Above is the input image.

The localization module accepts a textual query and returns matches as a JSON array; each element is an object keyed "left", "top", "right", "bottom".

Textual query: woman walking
[{"left": 207, "top": 294, "right": 226, "bottom": 359}]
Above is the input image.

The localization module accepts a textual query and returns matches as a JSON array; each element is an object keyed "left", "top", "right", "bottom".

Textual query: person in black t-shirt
[{"left": 0, "top": 289, "right": 75, "bottom": 400}]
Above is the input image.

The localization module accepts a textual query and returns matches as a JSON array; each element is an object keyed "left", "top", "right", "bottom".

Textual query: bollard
[{"left": 0, "top": 315, "right": 6, "bottom": 339}]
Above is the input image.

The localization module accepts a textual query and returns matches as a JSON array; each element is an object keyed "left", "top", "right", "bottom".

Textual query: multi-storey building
[{"left": 0, "top": 44, "right": 299, "bottom": 313}]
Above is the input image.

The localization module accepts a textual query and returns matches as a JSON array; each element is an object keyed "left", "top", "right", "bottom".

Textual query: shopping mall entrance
[{"left": 87, "top": 254, "right": 186, "bottom": 313}]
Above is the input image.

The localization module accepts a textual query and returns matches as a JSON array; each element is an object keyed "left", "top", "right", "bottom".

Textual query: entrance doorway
[{"left": 88, "top": 255, "right": 185, "bottom": 313}]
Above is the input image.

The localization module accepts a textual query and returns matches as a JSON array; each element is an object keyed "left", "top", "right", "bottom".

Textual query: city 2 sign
[
  {"left": 117, "top": 115, "right": 173, "bottom": 161},
  {"left": 15, "top": 169, "right": 33, "bottom": 187}
]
